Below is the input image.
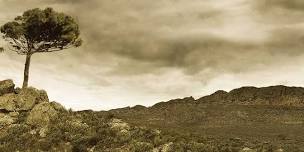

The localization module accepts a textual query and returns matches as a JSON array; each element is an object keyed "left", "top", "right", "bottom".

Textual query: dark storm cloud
[
  {"left": 2, "top": 0, "right": 304, "bottom": 77},
  {"left": 256, "top": 0, "right": 304, "bottom": 11},
  {"left": 109, "top": 35, "right": 257, "bottom": 74},
  {"left": 254, "top": 0, "right": 304, "bottom": 24},
  {"left": 57, "top": 0, "right": 230, "bottom": 75},
  {"left": 265, "top": 27, "right": 304, "bottom": 55}
]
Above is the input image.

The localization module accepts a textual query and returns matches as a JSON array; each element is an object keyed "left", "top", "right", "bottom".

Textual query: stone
[
  {"left": 26, "top": 102, "right": 58, "bottom": 126},
  {"left": 0, "top": 113, "right": 17, "bottom": 126},
  {"left": 16, "top": 87, "right": 49, "bottom": 111},
  {"left": 50, "top": 101, "right": 66, "bottom": 111},
  {"left": 9, "top": 112, "right": 19, "bottom": 117},
  {"left": 0, "top": 94, "right": 18, "bottom": 111},
  {"left": 0, "top": 79, "right": 15, "bottom": 96},
  {"left": 39, "top": 127, "right": 48, "bottom": 138},
  {"left": 0, "top": 87, "right": 49, "bottom": 112}
]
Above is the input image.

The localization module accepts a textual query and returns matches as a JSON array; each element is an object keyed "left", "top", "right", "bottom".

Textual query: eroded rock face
[
  {"left": 0, "top": 87, "right": 49, "bottom": 112},
  {"left": 26, "top": 102, "right": 58, "bottom": 126},
  {"left": 0, "top": 80, "right": 66, "bottom": 128},
  {"left": 0, "top": 94, "right": 17, "bottom": 111},
  {"left": 17, "top": 87, "right": 49, "bottom": 111},
  {"left": 0, "top": 80, "right": 15, "bottom": 96}
]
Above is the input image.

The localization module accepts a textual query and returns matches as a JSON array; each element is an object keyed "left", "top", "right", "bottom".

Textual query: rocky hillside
[
  {"left": 198, "top": 85, "right": 304, "bottom": 106},
  {"left": 0, "top": 79, "right": 301, "bottom": 152},
  {"left": 110, "top": 86, "right": 304, "bottom": 152}
]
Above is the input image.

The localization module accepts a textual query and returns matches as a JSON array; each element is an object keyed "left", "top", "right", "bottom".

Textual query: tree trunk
[{"left": 22, "top": 54, "right": 32, "bottom": 89}]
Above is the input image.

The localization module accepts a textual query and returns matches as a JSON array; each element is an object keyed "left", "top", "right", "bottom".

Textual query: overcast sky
[{"left": 1, "top": 0, "right": 304, "bottom": 110}]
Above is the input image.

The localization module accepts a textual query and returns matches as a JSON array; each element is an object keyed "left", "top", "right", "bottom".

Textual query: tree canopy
[
  {"left": 0, "top": 7, "right": 82, "bottom": 55},
  {"left": 0, "top": 7, "right": 82, "bottom": 88}
]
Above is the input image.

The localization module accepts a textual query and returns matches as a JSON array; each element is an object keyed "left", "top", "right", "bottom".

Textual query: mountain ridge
[
  {"left": 108, "top": 84, "right": 304, "bottom": 151},
  {"left": 116, "top": 85, "right": 304, "bottom": 111}
]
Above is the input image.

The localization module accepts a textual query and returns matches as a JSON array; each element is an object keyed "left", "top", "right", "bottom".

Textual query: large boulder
[
  {"left": 16, "top": 87, "right": 49, "bottom": 111},
  {"left": 0, "top": 87, "right": 49, "bottom": 112},
  {"left": 0, "top": 80, "right": 15, "bottom": 96},
  {"left": 0, "top": 94, "right": 18, "bottom": 111},
  {"left": 26, "top": 102, "right": 58, "bottom": 126}
]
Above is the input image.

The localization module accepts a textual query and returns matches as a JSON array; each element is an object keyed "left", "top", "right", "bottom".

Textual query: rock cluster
[{"left": 0, "top": 79, "right": 65, "bottom": 128}]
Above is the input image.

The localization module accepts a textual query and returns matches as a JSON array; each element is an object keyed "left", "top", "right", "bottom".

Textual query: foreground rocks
[
  {"left": 26, "top": 102, "right": 59, "bottom": 126},
  {"left": 0, "top": 87, "right": 49, "bottom": 112},
  {"left": 0, "top": 80, "right": 58, "bottom": 128}
]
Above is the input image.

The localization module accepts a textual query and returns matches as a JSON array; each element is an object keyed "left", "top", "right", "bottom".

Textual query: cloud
[
  {"left": 253, "top": 0, "right": 304, "bottom": 24},
  {"left": 1, "top": 0, "right": 304, "bottom": 77},
  {"left": 264, "top": 26, "right": 304, "bottom": 55},
  {"left": 256, "top": 0, "right": 304, "bottom": 11}
]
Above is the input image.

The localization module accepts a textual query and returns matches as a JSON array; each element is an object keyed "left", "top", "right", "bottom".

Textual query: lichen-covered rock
[
  {"left": 0, "top": 87, "right": 49, "bottom": 112},
  {"left": 0, "top": 94, "right": 17, "bottom": 111},
  {"left": 50, "top": 101, "right": 66, "bottom": 111},
  {"left": 16, "top": 87, "right": 49, "bottom": 111},
  {"left": 0, "top": 79, "right": 15, "bottom": 96},
  {"left": 8, "top": 112, "right": 19, "bottom": 117},
  {"left": 0, "top": 113, "right": 17, "bottom": 127},
  {"left": 26, "top": 102, "right": 58, "bottom": 126}
]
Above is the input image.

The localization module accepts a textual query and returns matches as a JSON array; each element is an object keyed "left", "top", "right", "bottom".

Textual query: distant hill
[
  {"left": 198, "top": 85, "right": 304, "bottom": 106},
  {"left": 109, "top": 85, "right": 304, "bottom": 151}
]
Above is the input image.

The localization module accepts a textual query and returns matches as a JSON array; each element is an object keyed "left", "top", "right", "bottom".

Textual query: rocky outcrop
[
  {"left": 197, "top": 85, "right": 304, "bottom": 106},
  {"left": 0, "top": 80, "right": 14, "bottom": 96},
  {"left": 26, "top": 102, "right": 59, "bottom": 126},
  {"left": 0, "top": 87, "right": 49, "bottom": 112},
  {"left": 0, "top": 79, "right": 64, "bottom": 128},
  {"left": 16, "top": 87, "right": 49, "bottom": 110}
]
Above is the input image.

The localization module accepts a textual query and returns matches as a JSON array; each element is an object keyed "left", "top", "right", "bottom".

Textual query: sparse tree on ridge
[{"left": 0, "top": 7, "right": 82, "bottom": 88}]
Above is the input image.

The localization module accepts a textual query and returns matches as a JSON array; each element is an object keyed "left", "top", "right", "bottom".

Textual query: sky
[{"left": 1, "top": 0, "right": 304, "bottom": 110}]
